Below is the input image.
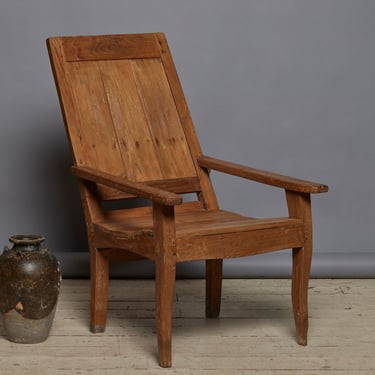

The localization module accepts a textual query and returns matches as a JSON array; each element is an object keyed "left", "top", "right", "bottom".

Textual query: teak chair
[{"left": 47, "top": 33, "right": 328, "bottom": 367}]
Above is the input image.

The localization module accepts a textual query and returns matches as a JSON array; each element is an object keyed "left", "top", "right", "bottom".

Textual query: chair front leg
[
  {"left": 205, "top": 259, "right": 223, "bottom": 318},
  {"left": 153, "top": 203, "right": 177, "bottom": 367},
  {"left": 286, "top": 190, "right": 313, "bottom": 346},
  {"left": 156, "top": 255, "right": 176, "bottom": 367},
  {"left": 291, "top": 244, "right": 312, "bottom": 345},
  {"left": 89, "top": 245, "right": 109, "bottom": 333}
]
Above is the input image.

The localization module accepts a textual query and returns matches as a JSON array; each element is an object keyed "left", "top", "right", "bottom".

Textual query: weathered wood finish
[{"left": 47, "top": 33, "right": 328, "bottom": 367}]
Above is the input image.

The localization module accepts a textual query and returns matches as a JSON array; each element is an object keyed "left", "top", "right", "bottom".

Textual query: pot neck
[{"left": 9, "top": 235, "right": 45, "bottom": 252}]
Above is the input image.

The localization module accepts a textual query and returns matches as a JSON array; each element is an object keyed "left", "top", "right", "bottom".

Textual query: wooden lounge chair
[{"left": 47, "top": 33, "right": 328, "bottom": 367}]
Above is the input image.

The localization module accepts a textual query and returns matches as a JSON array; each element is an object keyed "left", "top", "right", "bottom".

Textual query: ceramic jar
[{"left": 0, "top": 235, "right": 61, "bottom": 343}]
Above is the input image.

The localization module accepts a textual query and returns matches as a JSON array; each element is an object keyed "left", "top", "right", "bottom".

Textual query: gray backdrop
[{"left": 0, "top": 0, "right": 374, "bottom": 278}]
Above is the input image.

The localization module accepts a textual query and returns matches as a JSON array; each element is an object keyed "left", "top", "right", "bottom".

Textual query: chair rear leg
[
  {"left": 156, "top": 258, "right": 176, "bottom": 368},
  {"left": 205, "top": 259, "right": 223, "bottom": 318},
  {"left": 292, "top": 243, "right": 312, "bottom": 346},
  {"left": 90, "top": 246, "right": 109, "bottom": 333}
]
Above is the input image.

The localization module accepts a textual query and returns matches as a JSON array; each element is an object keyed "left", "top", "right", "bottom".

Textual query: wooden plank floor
[{"left": 0, "top": 279, "right": 374, "bottom": 374}]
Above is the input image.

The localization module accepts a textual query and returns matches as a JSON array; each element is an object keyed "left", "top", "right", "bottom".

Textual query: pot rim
[{"left": 9, "top": 234, "right": 45, "bottom": 245}]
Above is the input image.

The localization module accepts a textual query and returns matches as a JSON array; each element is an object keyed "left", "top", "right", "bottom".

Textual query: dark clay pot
[{"left": 0, "top": 235, "right": 61, "bottom": 343}]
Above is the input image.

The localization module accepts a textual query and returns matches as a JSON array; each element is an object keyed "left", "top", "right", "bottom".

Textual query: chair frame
[{"left": 47, "top": 33, "right": 328, "bottom": 367}]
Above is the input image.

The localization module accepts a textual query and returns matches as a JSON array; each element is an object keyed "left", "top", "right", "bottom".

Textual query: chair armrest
[
  {"left": 197, "top": 155, "right": 328, "bottom": 194},
  {"left": 71, "top": 166, "right": 183, "bottom": 206}
]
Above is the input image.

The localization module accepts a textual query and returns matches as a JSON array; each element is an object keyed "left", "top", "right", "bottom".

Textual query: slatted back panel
[{"left": 47, "top": 34, "right": 203, "bottom": 199}]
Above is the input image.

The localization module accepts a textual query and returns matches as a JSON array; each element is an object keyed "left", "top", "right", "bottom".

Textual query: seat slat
[{"left": 177, "top": 217, "right": 302, "bottom": 237}]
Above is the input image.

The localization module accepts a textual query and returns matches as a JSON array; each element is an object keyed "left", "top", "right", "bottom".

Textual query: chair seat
[{"left": 92, "top": 202, "right": 304, "bottom": 261}]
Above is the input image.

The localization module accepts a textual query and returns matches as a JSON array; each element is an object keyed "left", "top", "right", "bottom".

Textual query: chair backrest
[{"left": 47, "top": 33, "right": 213, "bottom": 202}]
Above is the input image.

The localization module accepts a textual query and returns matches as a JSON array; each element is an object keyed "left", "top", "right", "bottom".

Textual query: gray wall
[{"left": 0, "top": 0, "right": 374, "bottom": 278}]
